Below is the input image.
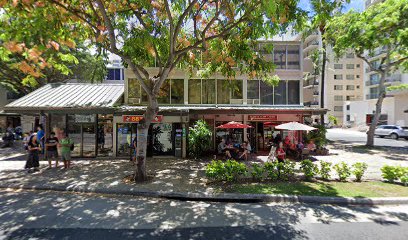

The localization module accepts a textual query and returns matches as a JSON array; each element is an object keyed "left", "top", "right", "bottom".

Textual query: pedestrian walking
[
  {"left": 45, "top": 132, "right": 59, "bottom": 168},
  {"left": 36, "top": 125, "right": 45, "bottom": 158},
  {"left": 25, "top": 135, "right": 41, "bottom": 173},
  {"left": 59, "top": 130, "right": 73, "bottom": 169}
]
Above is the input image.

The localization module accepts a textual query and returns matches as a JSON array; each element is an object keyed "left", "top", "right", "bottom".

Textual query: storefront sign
[
  {"left": 248, "top": 115, "right": 278, "bottom": 121},
  {"left": 122, "top": 115, "right": 163, "bottom": 123},
  {"left": 75, "top": 114, "right": 95, "bottom": 123}
]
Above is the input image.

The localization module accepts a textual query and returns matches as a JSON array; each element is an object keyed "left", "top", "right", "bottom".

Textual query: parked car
[{"left": 372, "top": 125, "right": 408, "bottom": 140}]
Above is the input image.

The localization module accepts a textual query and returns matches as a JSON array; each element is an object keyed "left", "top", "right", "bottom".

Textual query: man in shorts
[
  {"left": 45, "top": 132, "right": 59, "bottom": 168},
  {"left": 59, "top": 130, "right": 73, "bottom": 169}
]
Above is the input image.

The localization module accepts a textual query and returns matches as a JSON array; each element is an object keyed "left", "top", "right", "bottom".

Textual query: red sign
[
  {"left": 123, "top": 115, "right": 163, "bottom": 123},
  {"left": 248, "top": 115, "right": 278, "bottom": 121}
]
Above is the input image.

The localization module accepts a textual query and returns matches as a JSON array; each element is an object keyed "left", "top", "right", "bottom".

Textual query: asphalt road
[
  {"left": 326, "top": 128, "right": 408, "bottom": 148},
  {"left": 1, "top": 189, "right": 408, "bottom": 240}
]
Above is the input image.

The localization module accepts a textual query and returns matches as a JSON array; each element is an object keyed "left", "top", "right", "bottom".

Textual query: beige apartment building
[{"left": 297, "top": 33, "right": 364, "bottom": 125}]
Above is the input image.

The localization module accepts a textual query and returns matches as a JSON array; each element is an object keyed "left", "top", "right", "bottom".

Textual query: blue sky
[{"left": 299, "top": 0, "right": 365, "bottom": 14}]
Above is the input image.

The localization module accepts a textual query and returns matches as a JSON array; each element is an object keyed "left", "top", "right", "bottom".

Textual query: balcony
[
  {"left": 304, "top": 79, "right": 319, "bottom": 88},
  {"left": 366, "top": 79, "right": 380, "bottom": 86},
  {"left": 304, "top": 101, "right": 320, "bottom": 107},
  {"left": 313, "top": 91, "right": 319, "bottom": 96},
  {"left": 386, "top": 74, "right": 401, "bottom": 83}
]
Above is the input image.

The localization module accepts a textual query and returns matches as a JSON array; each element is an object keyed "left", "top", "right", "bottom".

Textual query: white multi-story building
[
  {"left": 297, "top": 32, "right": 364, "bottom": 125},
  {"left": 345, "top": 0, "right": 408, "bottom": 127}
]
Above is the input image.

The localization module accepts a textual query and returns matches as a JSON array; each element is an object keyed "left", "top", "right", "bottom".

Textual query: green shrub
[
  {"left": 381, "top": 165, "right": 408, "bottom": 184},
  {"left": 251, "top": 163, "right": 265, "bottom": 181},
  {"left": 352, "top": 162, "right": 368, "bottom": 182},
  {"left": 334, "top": 162, "right": 351, "bottom": 182},
  {"left": 205, "top": 160, "right": 225, "bottom": 181},
  {"left": 381, "top": 165, "right": 400, "bottom": 183},
  {"left": 264, "top": 162, "right": 279, "bottom": 181},
  {"left": 319, "top": 161, "right": 332, "bottom": 180},
  {"left": 188, "top": 120, "right": 212, "bottom": 158},
  {"left": 223, "top": 160, "right": 248, "bottom": 182},
  {"left": 205, "top": 160, "right": 247, "bottom": 182},
  {"left": 300, "top": 160, "right": 318, "bottom": 181},
  {"left": 280, "top": 161, "right": 296, "bottom": 181}
]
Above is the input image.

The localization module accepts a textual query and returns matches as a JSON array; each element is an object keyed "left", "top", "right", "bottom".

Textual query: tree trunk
[
  {"left": 320, "top": 42, "right": 327, "bottom": 125},
  {"left": 134, "top": 96, "right": 158, "bottom": 182},
  {"left": 366, "top": 72, "right": 386, "bottom": 146}
]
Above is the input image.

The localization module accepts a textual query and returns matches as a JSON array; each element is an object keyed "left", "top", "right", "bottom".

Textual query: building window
[
  {"left": 274, "top": 80, "right": 287, "bottom": 105},
  {"left": 170, "top": 79, "right": 184, "bottom": 104},
  {"left": 217, "top": 79, "right": 230, "bottom": 104},
  {"left": 346, "top": 115, "right": 351, "bottom": 121},
  {"left": 106, "top": 68, "right": 123, "bottom": 80},
  {"left": 286, "top": 45, "right": 300, "bottom": 69},
  {"left": 288, "top": 81, "right": 300, "bottom": 104},
  {"left": 357, "top": 85, "right": 360, "bottom": 89},
  {"left": 346, "top": 85, "right": 355, "bottom": 90},
  {"left": 346, "top": 74, "right": 355, "bottom": 80},
  {"left": 334, "top": 64, "right": 343, "bottom": 69},
  {"left": 346, "top": 105, "right": 350, "bottom": 110},
  {"left": 247, "top": 80, "right": 260, "bottom": 99},
  {"left": 334, "top": 95, "right": 343, "bottom": 101},
  {"left": 334, "top": 85, "right": 343, "bottom": 90},
  {"left": 356, "top": 75, "right": 360, "bottom": 78},
  {"left": 334, "top": 106, "right": 343, "bottom": 111},
  {"left": 346, "top": 95, "right": 353, "bottom": 100},
  {"left": 346, "top": 53, "right": 354, "bottom": 58},
  {"left": 188, "top": 79, "right": 201, "bottom": 104},
  {"left": 356, "top": 64, "right": 360, "bottom": 68},
  {"left": 260, "top": 81, "right": 273, "bottom": 105},
  {"left": 202, "top": 79, "right": 216, "bottom": 104},
  {"left": 346, "top": 64, "right": 354, "bottom": 69},
  {"left": 334, "top": 74, "right": 343, "bottom": 80},
  {"left": 273, "top": 45, "right": 286, "bottom": 69},
  {"left": 231, "top": 80, "right": 243, "bottom": 99}
]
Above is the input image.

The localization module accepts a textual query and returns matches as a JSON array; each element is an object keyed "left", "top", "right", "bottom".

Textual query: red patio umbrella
[{"left": 216, "top": 121, "right": 253, "bottom": 129}]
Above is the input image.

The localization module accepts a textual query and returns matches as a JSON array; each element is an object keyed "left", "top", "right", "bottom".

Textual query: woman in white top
[{"left": 239, "top": 141, "right": 251, "bottom": 161}]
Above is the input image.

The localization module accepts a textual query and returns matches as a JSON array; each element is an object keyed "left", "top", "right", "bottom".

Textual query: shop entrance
[
  {"left": 116, "top": 123, "right": 179, "bottom": 157},
  {"left": 67, "top": 119, "right": 96, "bottom": 157}
]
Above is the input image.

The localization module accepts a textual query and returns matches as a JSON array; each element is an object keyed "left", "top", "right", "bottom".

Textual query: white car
[{"left": 374, "top": 125, "right": 408, "bottom": 140}]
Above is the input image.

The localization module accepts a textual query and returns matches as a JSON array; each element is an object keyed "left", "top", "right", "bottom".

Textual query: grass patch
[{"left": 229, "top": 181, "right": 408, "bottom": 198}]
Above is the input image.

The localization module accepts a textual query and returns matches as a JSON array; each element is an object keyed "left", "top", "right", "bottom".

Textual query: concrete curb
[{"left": 1, "top": 184, "right": 408, "bottom": 206}]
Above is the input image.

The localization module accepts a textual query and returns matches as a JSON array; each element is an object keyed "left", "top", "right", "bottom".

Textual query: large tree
[
  {"left": 326, "top": 0, "right": 408, "bottom": 146},
  {"left": 0, "top": 7, "right": 107, "bottom": 94},
  {"left": 0, "top": 0, "right": 305, "bottom": 181}
]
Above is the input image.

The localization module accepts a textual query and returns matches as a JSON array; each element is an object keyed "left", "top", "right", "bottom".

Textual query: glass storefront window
[
  {"left": 116, "top": 123, "right": 135, "bottom": 156},
  {"left": 274, "top": 45, "right": 286, "bottom": 69},
  {"left": 247, "top": 80, "right": 259, "bottom": 99},
  {"left": 274, "top": 80, "right": 287, "bottom": 105},
  {"left": 287, "top": 45, "right": 300, "bottom": 69},
  {"left": 260, "top": 81, "right": 273, "bottom": 105},
  {"left": 158, "top": 80, "right": 170, "bottom": 104},
  {"left": 202, "top": 79, "right": 216, "bottom": 104},
  {"left": 217, "top": 79, "right": 230, "bottom": 104},
  {"left": 171, "top": 79, "right": 184, "bottom": 104},
  {"left": 188, "top": 79, "right": 201, "bottom": 104},
  {"left": 152, "top": 123, "right": 174, "bottom": 155},
  {"left": 98, "top": 114, "right": 113, "bottom": 157},
  {"left": 288, "top": 81, "right": 300, "bottom": 104}
]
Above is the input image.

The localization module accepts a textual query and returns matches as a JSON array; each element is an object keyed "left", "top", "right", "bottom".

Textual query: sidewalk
[{"left": 1, "top": 142, "right": 407, "bottom": 205}]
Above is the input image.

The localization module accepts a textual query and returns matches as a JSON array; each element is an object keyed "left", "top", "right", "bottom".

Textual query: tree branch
[{"left": 172, "top": 0, "right": 199, "bottom": 53}]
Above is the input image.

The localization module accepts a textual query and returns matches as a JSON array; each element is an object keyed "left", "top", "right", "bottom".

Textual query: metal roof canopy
[{"left": 4, "top": 83, "right": 124, "bottom": 112}]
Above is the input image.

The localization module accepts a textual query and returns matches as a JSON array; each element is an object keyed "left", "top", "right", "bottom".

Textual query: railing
[
  {"left": 304, "top": 80, "right": 319, "bottom": 87},
  {"left": 365, "top": 74, "right": 401, "bottom": 86}
]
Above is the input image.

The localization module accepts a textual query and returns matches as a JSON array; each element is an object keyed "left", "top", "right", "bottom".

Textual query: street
[
  {"left": 327, "top": 128, "right": 408, "bottom": 148},
  {"left": 0, "top": 189, "right": 408, "bottom": 240}
]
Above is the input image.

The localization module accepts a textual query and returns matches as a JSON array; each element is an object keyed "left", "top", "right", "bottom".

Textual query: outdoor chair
[
  {"left": 301, "top": 148, "right": 310, "bottom": 160},
  {"left": 267, "top": 146, "right": 276, "bottom": 162}
]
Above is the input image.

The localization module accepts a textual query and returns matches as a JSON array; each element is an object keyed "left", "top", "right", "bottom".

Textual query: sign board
[
  {"left": 75, "top": 114, "right": 95, "bottom": 123},
  {"left": 123, "top": 115, "right": 163, "bottom": 123},
  {"left": 248, "top": 115, "right": 278, "bottom": 121}
]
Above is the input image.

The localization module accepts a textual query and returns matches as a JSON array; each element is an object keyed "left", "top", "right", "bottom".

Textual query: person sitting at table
[
  {"left": 218, "top": 139, "right": 232, "bottom": 159},
  {"left": 239, "top": 141, "right": 251, "bottom": 161},
  {"left": 284, "top": 135, "right": 291, "bottom": 148},
  {"left": 276, "top": 142, "right": 286, "bottom": 163},
  {"left": 307, "top": 140, "right": 317, "bottom": 153}
]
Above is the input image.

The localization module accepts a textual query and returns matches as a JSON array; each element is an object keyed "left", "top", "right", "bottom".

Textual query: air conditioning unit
[{"left": 128, "top": 98, "right": 141, "bottom": 105}]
